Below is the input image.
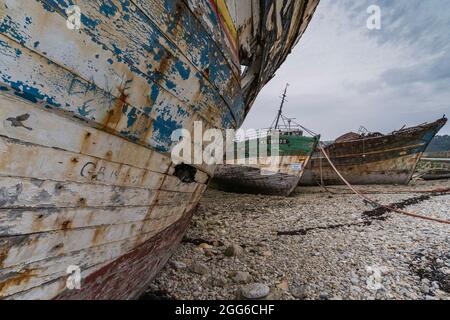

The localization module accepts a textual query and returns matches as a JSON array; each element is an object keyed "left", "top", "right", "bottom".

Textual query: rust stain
[
  {"left": 0, "top": 269, "right": 35, "bottom": 294},
  {"left": 31, "top": 212, "right": 45, "bottom": 233},
  {"left": 0, "top": 247, "right": 8, "bottom": 268},
  {"left": 137, "top": 115, "right": 153, "bottom": 142},
  {"left": 51, "top": 243, "right": 64, "bottom": 256},
  {"left": 103, "top": 87, "right": 129, "bottom": 130},
  {"left": 105, "top": 150, "right": 113, "bottom": 160},
  {"left": 80, "top": 131, "right": 92, "bottom": 154},
  {"left": 156, "top": 51, "right": 173, "bottom": 80},
  {"left": 60, "top": 220, "right": 73, "bottom": 231},
  {"left": 78, "top": 197, "right": 87, "bottom": 207},
  {"left": 170, "top": 3, "right": 184, "bottom": 38},
  {"left": 92, "top": 226, "right": 106, "bottom": 245}
]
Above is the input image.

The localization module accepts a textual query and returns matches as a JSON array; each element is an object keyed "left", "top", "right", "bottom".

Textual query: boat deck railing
[{"left": 234, "top": 124, "right": 308, "bottom": 142}]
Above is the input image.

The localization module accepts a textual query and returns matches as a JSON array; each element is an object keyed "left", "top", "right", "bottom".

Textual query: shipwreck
[
  {"left": 0, "top": 0, "right": 319, "bottom": 299},
  {"left": 300, "top": 117, "right": 448, "bottom": 186}
]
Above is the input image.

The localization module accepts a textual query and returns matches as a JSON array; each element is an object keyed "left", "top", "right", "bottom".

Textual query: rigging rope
[{"left": 317, "top": 143, "right": 450, "bottom": 225}]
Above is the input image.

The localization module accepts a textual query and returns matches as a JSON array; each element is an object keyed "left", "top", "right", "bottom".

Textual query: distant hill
[{"left": 426, "top": 135, "right": 450, "bottom": 152}]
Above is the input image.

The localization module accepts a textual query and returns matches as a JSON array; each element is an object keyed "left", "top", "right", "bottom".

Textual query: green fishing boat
[{"left": 212, "top": 85, "right": 319, "bottom": 196}]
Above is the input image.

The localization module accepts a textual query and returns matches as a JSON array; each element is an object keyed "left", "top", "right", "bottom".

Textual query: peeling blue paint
[
  {"left": 151, "top": 115, "right": 182, "bottom": 152},
  {"left": 2, "top": 78, "right": 60, "bottom": 107},
  {"left": 79, "top": 14, "right": 100, "bottom": 29},
  {"left": 150, "top": 84, "right": 160, "bottom": 104},
  {"left": 77, "top": 102, "right": 92, "bottom": 117},
  {"left": 174, "top": 60, "right": 191, "bottom": 80},
  {"left": 165, "top": 79, "right": 176, "bottom": 90},
  {"left": 126, "top": 107, "right": 137, "bottom": 128},
  {"left": 1, "top": 0, "right": 243, "bottom": 157},
  {"left": 99, "top": 2, "right": 118, "bottom": 18}
]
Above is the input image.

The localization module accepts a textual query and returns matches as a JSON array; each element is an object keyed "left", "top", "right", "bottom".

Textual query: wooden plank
[
  {"left": 130, "top": 0, "right": 244, "bottom": 121},
  {"left": 3, "top": 264, "right": 101, "bottom": 300},
  {"left": 0, "top": 135, "right": 166, "bottom": 190},
  {"left": 0, "top": 201, "right": 190, "bottom": 269},
  {"left": 0, "top": 90, "right": 214, "bottom": 177},
  {"left": 185, "top": 0, "right": 240, "bottom": 72},
  {"left": 0, "top": 33, "right": 229, "bottom": 155},
  {"left": 0, "top": 92, "right": 171, "bottom": 174},
  {"left": 0, "top": 0, "right": 239, "bottom": 130},
  {"left": 0, "top": 177, "right": 157, "bottom": 209},
  {"left": 0, "top": 221, "right": 169, "bottom": 299},
  {"left": 0, "top": 206, "right": 151, "bottom": 236}
]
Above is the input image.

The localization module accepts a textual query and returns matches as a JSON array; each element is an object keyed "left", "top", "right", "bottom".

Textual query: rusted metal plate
[{"left": 300, "top": 118, "right": 448, "bottom": 186}]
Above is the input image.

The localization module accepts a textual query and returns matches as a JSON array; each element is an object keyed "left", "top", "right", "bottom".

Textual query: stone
[
  {"left": 266, "top": 288, "right": 283, "bottom": 300},
  {"left": 351, "top": 276, "right": 359, "bottom": 285},
  {"left": 210, "top": 276, "right": 227, "bottom": 287},
  {"left": 319, "top": 292, "right": 329, "bottom": 300},
  {"left": 241, "top": 283, "right": 270, "bottom": 300},
  {"left": 170, "top": 261, "right": 187, "bottom": 270},
  {"left": 231, "top": 271, "right": 252, "bottom": 284},
  {"left": 190, "top": 263, "right": 209, "bottom": 275},
  {"left": 290, "top": 285, "right": 308, "bottom": 299},
  {"left": 199, "top": 243, "right": 212, "bottom": 249},
  {"left": 224, "top": 244, "right": 243, "bottom": 257},
  {"left": 261, "top": 250, "right": 273, "bottom": 257},
  {"left": 276, "top": 280, "right": 289, "bottom": 291},
  {"left": 420, "top": 284, "right": 430, "bottom": 294}
]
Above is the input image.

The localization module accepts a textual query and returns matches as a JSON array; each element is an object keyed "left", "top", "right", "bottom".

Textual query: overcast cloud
[{"left": 242, "top": 0, "right": 450, "bottom": 140}]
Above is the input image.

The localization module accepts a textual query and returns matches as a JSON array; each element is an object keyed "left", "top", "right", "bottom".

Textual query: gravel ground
[{"left": 142, "top": 179, "right": 450, "bottom": 300}]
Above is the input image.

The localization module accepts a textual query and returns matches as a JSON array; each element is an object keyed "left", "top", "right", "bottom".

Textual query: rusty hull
[{"left": 300, "top": 118, "right": 448, "bottom": 186}]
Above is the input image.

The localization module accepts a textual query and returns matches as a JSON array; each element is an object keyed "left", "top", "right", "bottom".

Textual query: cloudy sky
[{"left": 242, "top": 0, "right": 450, "bottom": 140}]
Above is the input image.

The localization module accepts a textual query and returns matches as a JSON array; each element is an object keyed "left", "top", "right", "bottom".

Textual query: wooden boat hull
[
  {"left": 0, "top": 0, "right": 319, "bottom": 299},
  {"left": 213, "top": 134, "right": 319, "bottom": 196},
  {"left": 421, "top": 170, "right": 450, "bottom": 181},
  {"left": 300, "top": 118, "right": 448, "bottom": 186},
  {"left": 213, "top": 155, "right": 312, "bottom": 196}
]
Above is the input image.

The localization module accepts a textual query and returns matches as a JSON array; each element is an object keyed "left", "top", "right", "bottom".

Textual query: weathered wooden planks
[
  {"left": 186, "top": 0, "right": 240, "bottom": 71},
  {"left": 0, "top": 135, "right": 166, "bottom": 190},
  {"left": 300, "top": 118, "right": 448, "bottom": 186},
  {"left": 0, "top": 200, "right": 190, "bottom": 268},
  {"left": 214, "top": 154, "right": 312, "bottom": 196},
  {"left": 0, "top": 0, "right": 321, "bottom": 300},
  {"left": 0, "top": 202, "right": 192, "bottom": 298},
  {"left": 0, "top": 177, "right": 157, "bottom": 209},
  {"left": 0, "top": 0, "right": 240, "bottom": 134}
]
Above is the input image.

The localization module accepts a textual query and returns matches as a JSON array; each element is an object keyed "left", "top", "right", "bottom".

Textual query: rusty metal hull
[
  {"left": 300, "top": 118, "right": 448, "bottom": 186},
  {"left": 0, "top": 0, "right": 319, "bottom": 299}
]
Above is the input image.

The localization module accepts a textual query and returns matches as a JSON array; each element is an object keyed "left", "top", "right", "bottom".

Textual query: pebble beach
[{"left": 142, "top": 179, "right": 450, "bottom": 300}]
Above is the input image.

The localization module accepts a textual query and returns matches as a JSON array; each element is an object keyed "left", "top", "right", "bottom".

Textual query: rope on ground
[
  {"left": 317, "top": 185, "right": 450, "bottom": 195},
  {"left": 317, "top": 143, "right": 450, "bottom": 225}
]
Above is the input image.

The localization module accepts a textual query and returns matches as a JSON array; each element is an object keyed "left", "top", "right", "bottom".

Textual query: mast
[{"left": 274, "top": 83, "right": 289, "bottom": 129}]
